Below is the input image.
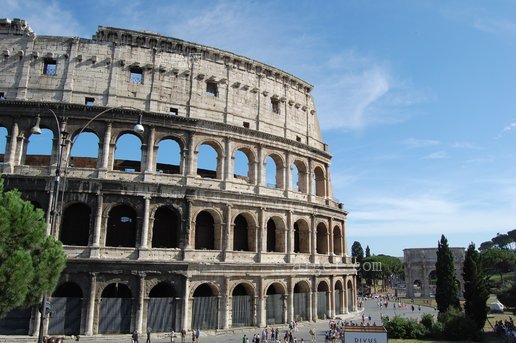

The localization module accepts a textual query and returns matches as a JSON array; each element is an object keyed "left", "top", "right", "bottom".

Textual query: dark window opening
[
  {"left": 152, "top": 207, "right": 180, "bottom": 248},
  {"left": 195, "top": 211, "right": 215, "bottom": 250},
  {"left": 206, "top": 81, "right": 218, "bottom": 97},
  {"left": 106, "top": 205, "right": 137, "bottom": 247},
  {"left": 0, "top": 92, "right": 5, "bottom": 100},
  {"left": 271, "top": 98, "right": 280, "bottom": 114},
  {"left": 43, "top": 58, "right": 57, "bottom": 76},
  {"left": 130, "top": 66, "right": 143, "bottom": 84},
  {"left": 233, "top": 214, "right": 249, "bottom": 251},
  {"left": 85, "top": 97, "right": 95, "bottom": 106},
  {"left": 243, "top": 122, "right": 250, "bottom": 128},
  {"left": 60, "top": 203, "right": 91, "bottom": 246},
  {"left": 170, "top": 107, "right": 178, "bottom": 115},
  {"left": 266, "top": 219, "right": 276, "bottom": 252}
]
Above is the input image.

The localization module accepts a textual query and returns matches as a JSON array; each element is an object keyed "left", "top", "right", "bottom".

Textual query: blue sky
[{"left": 5, "top": 0, "right": 516, "bottom": 256}]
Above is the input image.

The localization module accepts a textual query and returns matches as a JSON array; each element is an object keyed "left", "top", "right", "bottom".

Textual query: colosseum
[{"left": 0, "top": 18, "right": 357, "bottom": 336}]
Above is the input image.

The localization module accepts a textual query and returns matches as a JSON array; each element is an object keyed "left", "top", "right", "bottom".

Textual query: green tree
[
  {"left": 462, "top": 243, "right": 489, "bottom": 331},
  {"left": 435, "top": 235, "right": 460, "bottom": 314},
  {"left": 365, "top": 245, "right": 371, "bottom": 257},
  {"left": 351, "top": 241, "right": 364, "bottom": 264},
  {"left": 0, "top": 180, "right": 66, "bottom": 316},
  {"left": 480, "top": 248, "right": 516, "bottom": 283},
  {"left": 492, "top": 233, "right": 512, "bottom": 250},
  {"left": 479, "top": 241, "right": 495, "bottom": 251}
]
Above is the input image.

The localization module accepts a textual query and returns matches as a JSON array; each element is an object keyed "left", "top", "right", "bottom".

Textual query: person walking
[
  {"left": 132, "top": 330, "right": 139, "bottom": 343},
  {"left": 146, "top": 328, "right": 152, "bottom": 343}
]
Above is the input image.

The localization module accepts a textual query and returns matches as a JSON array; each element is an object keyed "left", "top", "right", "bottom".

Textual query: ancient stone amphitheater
[{"left": 0, "top": 18, "right": 356, "bottom": 337}]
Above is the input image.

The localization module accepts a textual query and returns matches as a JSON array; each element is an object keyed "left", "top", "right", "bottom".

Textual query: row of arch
[
  {"left": 50, "top": 201, "right": 344, "bottom": 256},
  {"left": 0, "top": 278, "right": 356, "bottom": 335},
  {"left": 0, "top": 122, "right": 329, "bottom": 195}
]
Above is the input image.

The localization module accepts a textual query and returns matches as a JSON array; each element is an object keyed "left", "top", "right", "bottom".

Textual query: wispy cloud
[
  {"left": 495, "top": 122, "right": 516, "bottom": 138},
  {"left": 474, "top": 17, "right": 516, "bottom": 37},
  {"left": 424, "top": 151, "right": 448, "bottom": 159},
  {"left": 402, "top": 138, "right": 440, "bottom": 148},
  {"left": 451, "top": 141, "right": 482, "bottom": 150}
]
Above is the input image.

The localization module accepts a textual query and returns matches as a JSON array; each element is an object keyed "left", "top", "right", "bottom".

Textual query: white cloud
[
  {"left": 402, "top": 138, "right": 440, "bottom": 148},
  {"left": 474, "top": 17, "right": 516, "bottom": 37},
  {"left": 424, "top": 151, "right": 447, "bottom": 159}
]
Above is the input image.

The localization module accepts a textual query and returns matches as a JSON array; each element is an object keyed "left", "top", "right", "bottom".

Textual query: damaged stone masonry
[{"left": 0, "top": 18, "right": 357, "bottom": 336}]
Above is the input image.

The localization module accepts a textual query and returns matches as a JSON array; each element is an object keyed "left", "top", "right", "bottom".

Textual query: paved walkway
[{"left": 0, "top": 298, "right": 438, "bottom": 343}]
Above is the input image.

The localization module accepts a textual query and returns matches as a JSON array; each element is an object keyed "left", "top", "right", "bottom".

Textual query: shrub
[
  {"left": 420, "top": 313, "right": 434, "bottom": 331},
  {"left": 382, "top": 316, "right": 424, "bottom": 339}
]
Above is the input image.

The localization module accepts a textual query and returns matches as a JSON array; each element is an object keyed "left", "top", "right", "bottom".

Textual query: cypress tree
[
  {"left": 435, "top": 234, "right": 460, "bottom": 314},
  {"left": 463, "top": 243, "right": 489, "bottom": 331}
]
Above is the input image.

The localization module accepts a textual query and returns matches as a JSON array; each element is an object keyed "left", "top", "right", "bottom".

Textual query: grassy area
[{"left": 399, "top": 297, "right": 437, "bottom": 308}]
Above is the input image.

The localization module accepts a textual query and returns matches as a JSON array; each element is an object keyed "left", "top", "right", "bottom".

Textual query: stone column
[
  {"left": 287, "top": 277, "right": 294, "bottom": 323},
  {"left": 183, "top": 133, "right": 194, "bottom": 177},
  {"left": 136, "top": 273, "right": 146, "bottom": 334},
  {"left": 99, "top": 122, "right": 112, "bottom": 171},
  {"left": 144, "top": 126, "right": 155, "bottom": 173},
  {"left": 286, "top": 210, "right": 293, "bottom": 263},
  {"left": 85, "top": 273, "right": 97, "bottom": 335},
  {"left": 222, "top": 277, "right": 229, "bottom": 329},
  {"left": 3, "top": 122, "right": 18, "bottom": 173},
  {"left": 255, "top": 144, "right": 263, "bottom": 192},
  {"left": 90, "top": 192, "right": 103, "bottom": 257},
  {"left": 182, "top": 278, "right": 190, "bottom": 331},
  {"left": 222, "top": 204, "right": 232, "bottom": 260},
  {"left": 311, "top": 289, "right": 317, "bottom": 322},
  {"left": 140, "top": 195, "right": 151, "bottom": 249},
  {"left": 257, "top": 207, "right": 265, "bottom": 261},
  {"left": 14, "top": 133, "right": 26, "bottom": 165},
  {"left": 307, "top": 158, "right": 313, "bottom": 200},
  {"left": 310, "top": 214, "right": 317, "bottom": 262},
  {"left": 223, "top": 138, "right": 231, "bottom": 187},
  {"left": 258, "top": 277, "right": 266, "bottom": 327},
  {"left": 284, "top": 151, "right": 291, "bottom": 196}
]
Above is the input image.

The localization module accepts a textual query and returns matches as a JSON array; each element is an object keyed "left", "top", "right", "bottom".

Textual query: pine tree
[
  {"left": 365, "top": 245, "right": 371, "bottom": 257},
  {"left": 435, "top": 234, "right": 460, "bottom": 314},
  {"left": 463, "top": 243, "right": 489, "bottom": 331},
  {"left": 0, "top": 180, "right": 66, "bottom": 316}
]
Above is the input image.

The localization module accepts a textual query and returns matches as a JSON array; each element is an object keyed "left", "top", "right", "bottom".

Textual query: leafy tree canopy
[
  {"left": 0, "top": 179, "right": 66, "bottom": 317},
  {"left": 435, "top": 234, "right": 460, "bottom": 314}
]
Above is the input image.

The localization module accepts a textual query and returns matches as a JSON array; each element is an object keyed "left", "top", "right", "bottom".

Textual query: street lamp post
[{"left": 31, "top": 106, "right": 144, "bottom": 342}]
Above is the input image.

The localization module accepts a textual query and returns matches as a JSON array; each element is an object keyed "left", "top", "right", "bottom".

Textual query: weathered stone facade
[
  {"left": 0, "top": 18, "right": 356, "bottom": 336},
  {"left": 404, "top": 248, "right": 465, "bottom": 298}
]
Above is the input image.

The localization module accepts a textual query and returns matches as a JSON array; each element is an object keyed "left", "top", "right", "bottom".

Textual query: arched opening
[
  {"left": 0, "top": 126, "right": 8, "bottom": 162},
  {"left": 317, "top": 282, "right": 329, "bottom": 319},
  {"left": 233, "top": 148, "right": 253, "bottom": 183},
  {"left": 313, "top": 166, "right": 325, "bottom": 196},
  {"left": 192, "top": 284, "right": 219, "bottom": 330},
  {"left": 294, "top": 220, "right": 310, "bottom": 253},
  {"left": 60, "top": 203, "right": 91, "bottom": 246},
  {"left": 99, "top": 283, "right": 132, "bottom": 334},
  {"left": 106, "top": 205, "right": 138, "bottom": 247},
  {"left": 316, "top": 223, "right": 329, "bottom": 254},
  {"left": 413, "top": 280, "right": 422, "bottom": 298},
  {"left": 293, "top": 281, "right": 310, "bottom": 322},
  {"left": 335, "top": 280, "right": 343, "bottom": 315},
  {"left": 152, "top": 207, "right": 180, "bottom": 248},
  {"left": 197, "top": 143, "right": 219, "bottom": 179},
  {"left": 231, "top": 284, "right": 253, "bottom": 327},
  {"left": 25, "top": 128, "right": 53, "bottom": 166},
  {"left": 69, "top": 131, "right": 100, "bottom": 169},
  {"left": 428, "top": 270, "right": 437, "bottom": 296},
  {"left": 148, "top": 282, "right": 178, "bottom": 333},
  {"left": 233, "top": 214, "right": 255, "bottom": 252},
  {"left": 156, "top": 138, "right": 181, "bottom": 174},
  {"left": 333, "top": 227, "right": 342, "bottom": 255},
  {"left": 266, "top": 283, "right": 286, "bottom": 325},
  {"left": 113, "top": 133, "right": 143, "bottom": 172},
  {"left": 49, "top": 282, "right": 83, "bottom": 335},
  {"left": 195, "top": 211, "right": 216, "bottom": 250},
  {"left": 292, "top": 160, "right": 307, "bottom": 193},
  {"left": 347, "top": 280, "right": 354, "bottom": 312},
  {"left": 266, "top": 217, "right": 285, "bottom": 253}
]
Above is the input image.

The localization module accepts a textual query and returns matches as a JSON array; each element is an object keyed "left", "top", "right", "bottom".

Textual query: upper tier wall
[{"left": 0, "top": 19, "right": 326, "bottom": 151}]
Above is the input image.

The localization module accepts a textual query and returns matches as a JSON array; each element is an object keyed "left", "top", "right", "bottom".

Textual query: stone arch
[
  {"left": 346, "top": 279, "right": 354, "bottom": 312},
  {"left": 60, "top": 202, "right": 91, "bottom": 246},
  {"left": 264, "top": 153, "right": 285, "bottom": 189},
  {"left": 195, "top": 140, "right": 223, "bottom": 179},
  {"left": 316, "top": 280, "right": 330, "bottom": 319},
  {"left": 232, "top": 212, "right": 257, "bottom": 252},
  {"left": 333, "top": 226, "right": 342, "bottom": 255},
  {"left": 49, "top": 282, "right": 84, "bottom": 336},
  {"left": 313, "top": 165, "right": 326, "bottom": 197},
  {"left": 156, "top": 136, "right": 183, "bottom": 175},
  {"left": 316, "top": 222, "right": 329, "bottom": 254},
  {"left": 191, "top": 283, "right": 220, "bottom": 330},
  {"left": 413, "top": 279, "right": 422, "bottom": 298},
  {"left": 231, "top": 282, "right": 255, "bottom": 327},
  {"left": 148, "top": 281, "right": 179, "bottom": 333},
  {"left": 69, "top": 129, "right": 101, "bottom": 169},
  {"left": 194, "top": 209, "right": 222, "bottom": 250},
  {"left": 334, "top": 280, "right": 344, "bottom": 315},
  {"left": 292, "top": 159, "right": 308, "bottom": 193},
  {"left": 265, "top": 282, "right": 286, "bottom": 325},
  {"left": 25, "top": 127, "right": 53, "bottom": 166},
  {"left": 266, "top": 216, "right": 286, "bottom": 253},
  {"left": 232, "top": 145, "right": 256, "bottom": 184},
  {"left": 293, "top": 280, "right": 310, "bottom": 322},
  {"left": 294, "top": 219, "right": 310, "bottom": 253},
  {"left": 152, "top": 206, "right": 180, "bottom": 248},
  {"left": 106, "top": 204, "right": 138, "bottom": 247},
  {"left": 113, "top": 132, "right": 143, "bottom": 172},
  {"left": 99, "top": 283, "right": 133, "bottom": 334}
]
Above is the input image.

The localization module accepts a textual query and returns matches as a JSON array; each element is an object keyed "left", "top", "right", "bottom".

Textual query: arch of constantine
[
  {"left": 0, "top": 18, "right": 357, "bottom": 336},
  {"left": 404, "top": 248, "right": 465, "bottom": 298}
]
